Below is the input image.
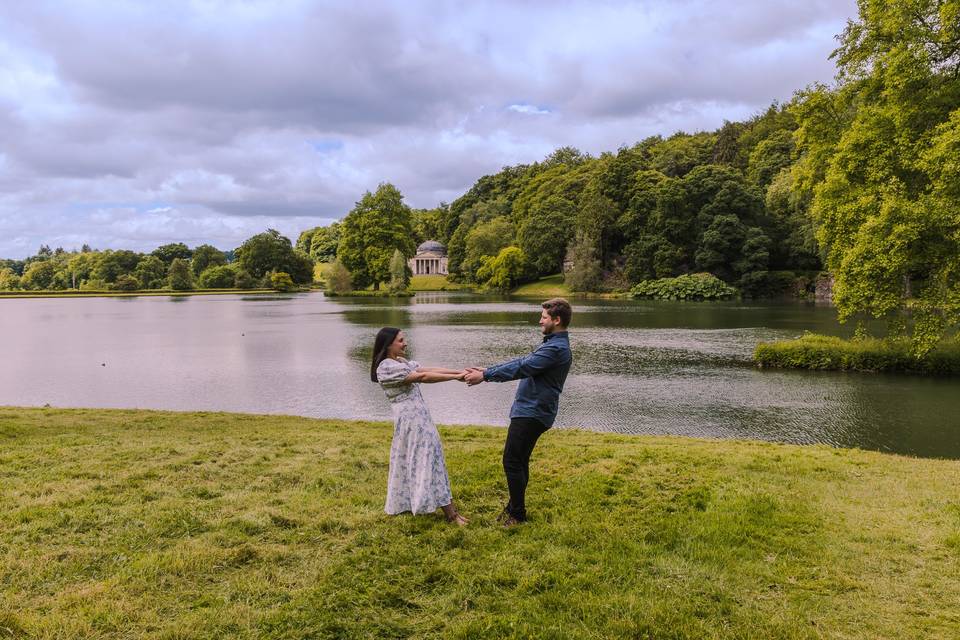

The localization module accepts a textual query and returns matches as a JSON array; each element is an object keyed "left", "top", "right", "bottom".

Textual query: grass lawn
[
  {"left": 409, "top": 275, "right": 470, "bottom": 291},
  {"left": 2, "top": 407, "right": 959, "bottom": 638},
  {"left": 512, "top": 274, "right": 571, "bottom": 297}
]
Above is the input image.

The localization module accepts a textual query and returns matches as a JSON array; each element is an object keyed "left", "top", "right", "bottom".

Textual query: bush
[
  {"left": 270, "top": 271, "right": 297, "bottom": 292},
  {"left": 233, "top": 269, "right": 256, "bottom": 289},
  {"left": 630, "top": 273, "right": 737, "bottom": 301},
  {"left": 326, "top": 260, "right": 353, "bottom": 294},
  {"left": 754, "top": 333, "right": 960, "bottom": 375},
  {"left": 112, "top": 275, "right": 141, "bottom": 291},
  {"left": 198, "top": 265, "right": 236, "bottom": 289}
]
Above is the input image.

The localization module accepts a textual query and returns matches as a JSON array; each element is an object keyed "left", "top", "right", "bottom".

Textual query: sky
[{"left": 0, "top": 0, "right": 858, "bottom": 259}]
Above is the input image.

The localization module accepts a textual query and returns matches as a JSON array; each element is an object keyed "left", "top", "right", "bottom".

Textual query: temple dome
[{"left": 416, "top": 240, "right": 446, "bottom": 255}]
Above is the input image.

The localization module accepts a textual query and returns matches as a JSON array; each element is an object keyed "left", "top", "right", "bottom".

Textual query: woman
[{"left": 371, "top": 327, "right": 468, "bottom": 525}]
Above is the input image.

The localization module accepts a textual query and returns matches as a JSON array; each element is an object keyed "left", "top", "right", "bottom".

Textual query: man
[{"left": 464, "top": 298, "right": 573, "bottom": 527}]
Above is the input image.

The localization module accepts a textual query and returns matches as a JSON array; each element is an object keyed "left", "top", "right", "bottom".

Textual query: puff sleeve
[{"left": 377, "top": 358, "right": 413, "bottom": 388}]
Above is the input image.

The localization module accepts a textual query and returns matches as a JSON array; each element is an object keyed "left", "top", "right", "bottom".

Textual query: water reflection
[{"left": 1, "top": 292, "right": 958, "bottom": 459}]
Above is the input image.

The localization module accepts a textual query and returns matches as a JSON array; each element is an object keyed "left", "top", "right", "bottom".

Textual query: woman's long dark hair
[{"left": 370, "top": 327, "right": 402, "bottom": 382}]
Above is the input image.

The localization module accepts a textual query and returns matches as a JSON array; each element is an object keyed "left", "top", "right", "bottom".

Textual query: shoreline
[{"left": 0, "top": 404, "right": 949, "bottom": 461}]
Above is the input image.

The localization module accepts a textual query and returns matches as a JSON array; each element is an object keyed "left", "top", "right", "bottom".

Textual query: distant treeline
[{"left": 0, "top": 231, "right": 312, "bottom": 292}]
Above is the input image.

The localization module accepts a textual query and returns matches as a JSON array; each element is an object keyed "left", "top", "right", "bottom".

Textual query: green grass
[
  {"left": 409, "top": 275, "right": 472, "bottom": 291},
  {"left": 512, "top": 274, "right": 571, "bottom": 297},
  {"left": 2, "top": 407, "right": 960, "bottom": 638},
  {"left": 755, "top": 333, "right": 960, "bottom": 375}
]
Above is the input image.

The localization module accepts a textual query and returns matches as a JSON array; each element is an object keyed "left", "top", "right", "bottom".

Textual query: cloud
[
  {"left": 507, "top": 104, "right": 552, "bottom": 116},
  {"left": 0, "top": 0, "right": 859, "bottom": 258}
]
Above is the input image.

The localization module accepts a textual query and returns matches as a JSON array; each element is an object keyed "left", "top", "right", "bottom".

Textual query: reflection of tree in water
[{"left": 340, "top": 307, "right": 412, "bottom": 329}]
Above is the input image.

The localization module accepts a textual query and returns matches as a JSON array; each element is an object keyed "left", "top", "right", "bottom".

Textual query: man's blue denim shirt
[{"left": 482, "top": 331, "right": 572, "bottom": 428}]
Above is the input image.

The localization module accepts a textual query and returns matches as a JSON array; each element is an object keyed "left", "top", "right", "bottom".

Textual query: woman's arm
[
  {"left": 403, "top": 369, "right": 465, "bottom": 384},
  {"left": 416, "top": 366, "right": 463, "bottom": 375}
]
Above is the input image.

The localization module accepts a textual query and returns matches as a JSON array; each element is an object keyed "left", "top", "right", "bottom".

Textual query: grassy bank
[
  {"left": 755, "top": 333, "right": 960, "bottom": 375},
  {"left": 409, "top": 275, "right": 473, "bottom": 291},
  {"left": 511, "top": 274, "right": 571, "bottom": 297},
  {"left": 2, "top": 408, "right": 959, "bottom": 638}
]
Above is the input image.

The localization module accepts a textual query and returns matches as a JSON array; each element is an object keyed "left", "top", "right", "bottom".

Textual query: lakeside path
[{"left": 2, "top": 408, "right": 959, "bottom": 638}]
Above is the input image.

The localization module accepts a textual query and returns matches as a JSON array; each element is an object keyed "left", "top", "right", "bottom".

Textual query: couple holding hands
[{"left": 370, "top": 298, "right": 573, "bottom": 527}]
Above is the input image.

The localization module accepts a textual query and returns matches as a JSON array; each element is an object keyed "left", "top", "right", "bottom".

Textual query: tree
[
  {"left": 517, "top": 196, "right": 576, "bottom": 277},
  {"left": 0, "top": 267, "right": 21, "bottom": 290},
  {"left": 19, "top": 260, "right": 58, "bottom": 290},
  {"left": 461, "top": 217, "right": 514, "bottom": 281},
  {"left": 326, "top": 259, "right": 353, "bottom": 294},
  {"left": 197, "top": 265, "right": 236, "bottom": 288},
  {"left": 412, "top": 206, "right": 448, "bottom": 245},
  {"left": 695, "top": 215, "right": 746, "bottom": 281},
  {"left": 564, "top": 231, "right": 603, "bottom": 292},
  {"left": 308, "top": 223, "right": 342, "bottom": 263},
  {"left": 92, "top": 250, "right": 141, "bottom": 285},
  {"left": 791, "top": 0, "right": 960, "bottom": 353},
  {"left": 66, "top": 252, "right": 98, "bottom": 289},
  {"left": 735, "top": 227, "right": 772, "bottom": 296},
  {"left": 477, "top": 246, "right": 528, "bottom": 291},
  {"left": 168, "top": 258, "right": 194, "bottom": 290},
  {"left": 235, "top": 229, "right": 313, "bottom": 283},
  {"left": 336, "top": 183, "right": 415, "bottom": 289},
  {"left": 746, "top": 129, "right": 794, "bottom": 189},
  {"left": 113, "top": 274, "right": 141, "bottom": 291},
  {"left": 388, "top": 249, "right": 410, "bottom": 292},
  {"left": 133, "top": 256, "right": 167, "bottom": 289},
  {"left": 191, "top": 244, "right": 227, "bottom": 276},
  {"left": 233, "top": 268, "right": 256, "bottom": 289},
  {"left": 152, "top": 243, "right": 192, "bottom": 265},
  {"left": 270, "top": 271, "right": 297, "bottom": 292}
]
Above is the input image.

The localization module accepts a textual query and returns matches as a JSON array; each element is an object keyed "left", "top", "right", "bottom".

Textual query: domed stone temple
[{"left": 408, "top": 240, "right": 448, "bottom": 275}]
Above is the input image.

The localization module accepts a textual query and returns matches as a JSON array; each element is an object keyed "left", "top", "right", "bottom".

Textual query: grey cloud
[{"left": 0, "top": 0, "right": 859, "bottom": 258}]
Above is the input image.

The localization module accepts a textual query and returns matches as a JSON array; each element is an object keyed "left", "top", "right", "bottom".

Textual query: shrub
[
  {"left": 112, "top": 274, "right": 141, "bottom": 291},
  {"left": 754, "top": 333, "right": 960, "bottom": 375},
  {"left": 630, "top": 273, "right": 737, "bottom": 301},
  {"left": 233, "top": 269, "right": 256, "bottom": 289},
  {"left": 198, "top": 265, "right": 236, "bottom": 289},
  {"left": 326, "top": 260, "right": 353, "bottom": 294},
  {"left": 270, "top": 271, "right": 297, "bottom": 292}
]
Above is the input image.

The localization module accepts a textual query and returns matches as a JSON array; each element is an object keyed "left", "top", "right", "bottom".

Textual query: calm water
[{"left": 2, "top": 292, "right": 959, "bottom": 459}]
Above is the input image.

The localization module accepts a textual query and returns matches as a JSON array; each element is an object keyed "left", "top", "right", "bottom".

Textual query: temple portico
[{"left": 408, "top": 240, "right": 448, "bottom": 276}]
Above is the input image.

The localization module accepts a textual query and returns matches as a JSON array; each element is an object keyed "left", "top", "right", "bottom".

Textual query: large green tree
[
  {"left": 235, "top": 230, "right": 313, "bottom": 284},
  {"left": 151, "top": 243, "right": 192, "bottom": 265},
  {"left": 191, "top": 244, "right": 227, "bottom": 276},
  {"left": 792, "top": 0, "right": 960, "bottom": 352},
  {"left": 336, "top": 183, "right": 415, "bottom": 289}
]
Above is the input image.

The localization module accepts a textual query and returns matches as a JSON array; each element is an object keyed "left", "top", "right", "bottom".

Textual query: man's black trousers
[{"left": 503, "top": 416, "right": 550, "bottom": 521}]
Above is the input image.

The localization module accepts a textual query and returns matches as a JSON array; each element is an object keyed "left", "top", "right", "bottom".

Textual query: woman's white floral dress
[{"left": 376, "top": 357, "right": 453, "bottom": 515}]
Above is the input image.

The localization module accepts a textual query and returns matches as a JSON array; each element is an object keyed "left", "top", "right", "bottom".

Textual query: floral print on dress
[{"left": 376, "top": 357, "right": 453, "bottom": 515}]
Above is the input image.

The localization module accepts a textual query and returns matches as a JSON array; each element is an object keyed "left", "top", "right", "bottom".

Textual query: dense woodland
[{"left": 3, "top": 1, "right": 958, "bottom": 349}]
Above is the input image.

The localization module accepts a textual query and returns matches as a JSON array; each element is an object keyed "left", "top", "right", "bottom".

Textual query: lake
[{"left": 2, "top": 292, "right": 959, "bottom": 458}]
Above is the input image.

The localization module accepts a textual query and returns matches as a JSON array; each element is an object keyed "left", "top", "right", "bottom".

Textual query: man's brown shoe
[{"left": 502, "top": 515, "right": 523, "bottom": 528}]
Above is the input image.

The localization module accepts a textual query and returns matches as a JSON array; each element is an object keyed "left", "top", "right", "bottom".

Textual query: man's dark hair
[
  {"left": 370, "top": 327, "right": 401, "bottom": 382},
  {"left": 542, "top": 298, "right": 572, "bottom": 327}
]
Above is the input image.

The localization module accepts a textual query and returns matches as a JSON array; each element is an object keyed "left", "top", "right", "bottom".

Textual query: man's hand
[{"left": 463, "top": 368, "right": 485, "bottom": 386}]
